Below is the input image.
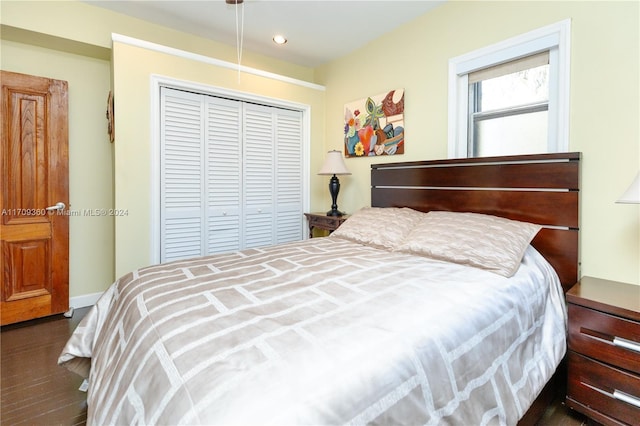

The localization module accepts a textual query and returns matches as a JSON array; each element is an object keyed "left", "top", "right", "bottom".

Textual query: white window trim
[
  {"left": 448, "top": 19, "right": 571, "bottom": 158},
  {"left": 150, "top": 74, "right": 311, "bottom": 265}
]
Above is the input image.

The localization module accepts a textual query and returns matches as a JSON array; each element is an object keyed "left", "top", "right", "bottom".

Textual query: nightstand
[
  {"left": 565, "top": 276, "right": 640, "bottom": 425},
  {"left": 304, "top": 212, "right": 349, "bottom": 238}
]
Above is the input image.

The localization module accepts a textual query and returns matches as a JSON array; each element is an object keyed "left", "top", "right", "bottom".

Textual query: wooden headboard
[{"left": 371, "top": 152, "right": 581, "bottom": 292}]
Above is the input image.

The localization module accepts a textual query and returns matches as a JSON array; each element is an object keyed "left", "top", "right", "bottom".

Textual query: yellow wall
[
  {"left": 111, "top": 41, "right": 325, "bottom": 277},
  {"left": 0, "top": 39, "right": 114, "bottom": 298},
  {"left": 1, "top": 0, "right": 324, "bottom": 294},
  {"left": 2, "top": 0, "right": 638, "bottom": 288},
  {"left": 316, "top": 0, "right": 639, "bottom": 285}
]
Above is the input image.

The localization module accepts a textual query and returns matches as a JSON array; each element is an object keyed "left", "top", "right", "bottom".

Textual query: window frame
[{"left": 448, "top": 19, "right": 571, "bottom": 158}]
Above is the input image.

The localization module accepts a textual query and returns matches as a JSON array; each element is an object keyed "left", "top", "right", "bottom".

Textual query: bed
[{"left": 59, "top": 152, "right": 581, "bottom": 425}]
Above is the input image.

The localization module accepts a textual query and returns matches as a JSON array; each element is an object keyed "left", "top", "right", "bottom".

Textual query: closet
[{"left": 160, "top": 87, "right": 304, "bottom": 262}]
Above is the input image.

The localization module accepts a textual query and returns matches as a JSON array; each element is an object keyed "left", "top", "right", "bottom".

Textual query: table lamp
[
  {"left": 617, "top": 172, "right": 640, "bottom": 204},
  {"left": 318, "top": 150, "right": 351, "bottom": 216}
]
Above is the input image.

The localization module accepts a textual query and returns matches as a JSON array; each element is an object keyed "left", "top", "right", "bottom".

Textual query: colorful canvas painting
[{"left": 344, "top": 89, "right": 404, "bottom": 157}]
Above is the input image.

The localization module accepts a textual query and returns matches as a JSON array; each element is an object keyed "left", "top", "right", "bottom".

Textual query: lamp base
[
  {"left": 326, "top": 209, "right": 345, "bottom": 217},
  {"left": 325, "top": 174, "right": 345, "bottom": 217}
]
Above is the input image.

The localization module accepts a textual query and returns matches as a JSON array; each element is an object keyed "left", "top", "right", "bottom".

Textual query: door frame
[{"left": 148, "top": 74, "right": 311, "bottom": 266}]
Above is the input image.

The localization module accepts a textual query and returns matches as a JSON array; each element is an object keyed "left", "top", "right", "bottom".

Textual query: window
[
  {"left": 448, "top": 20, "right": 571, "bottom": 158},
  {"left": 468, "top": 52, "right": 550, "bottom": 157}
]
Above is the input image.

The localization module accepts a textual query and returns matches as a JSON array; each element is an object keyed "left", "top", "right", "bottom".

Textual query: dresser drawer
[
  {"left": 568, "top": 304, "right": 640, "bottom": 374},
  {"left": 567, "top": 351, "right": 640, "bottom": 425}
]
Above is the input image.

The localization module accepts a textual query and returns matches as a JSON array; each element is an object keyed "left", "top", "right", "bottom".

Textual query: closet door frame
[{"left": 149, "top": 75, "right": 311, "bottom": 265}]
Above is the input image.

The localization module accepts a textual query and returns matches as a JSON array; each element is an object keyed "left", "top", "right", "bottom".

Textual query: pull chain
[{"left": 234, "top": 1, "right": 245, "bottom": 83}]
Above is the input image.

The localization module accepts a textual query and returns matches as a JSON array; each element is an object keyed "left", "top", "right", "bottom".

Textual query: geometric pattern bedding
[{"left": 58, "top": 237, "right": 567, "bottom": 425}]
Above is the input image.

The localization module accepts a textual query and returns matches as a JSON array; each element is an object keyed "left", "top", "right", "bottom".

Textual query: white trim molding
[
  {"left": 112, "top": 33, "right": 325, "bottom": 92},
  {"left": 448, "top": 19, "right": 571, "bottom": 158},
  {"left": 69, "top": 291, "right": 104, "bottom": 309}
]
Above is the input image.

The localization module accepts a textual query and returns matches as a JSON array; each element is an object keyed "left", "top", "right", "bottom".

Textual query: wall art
[{"left": 343, "top": 88, "right": 404, "bottom": 157}]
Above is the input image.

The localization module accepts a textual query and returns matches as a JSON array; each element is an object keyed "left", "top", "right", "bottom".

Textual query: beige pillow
[
  {"left": 395, "top": 211, "right": 542, "bottom": 277},
  {"left": 330, "top": 207, "right": 427, "bottom": 250}
]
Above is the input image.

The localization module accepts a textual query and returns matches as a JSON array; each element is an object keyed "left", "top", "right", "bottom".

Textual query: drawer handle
[
  {"left": 583, "top": 382, "right": 640, "bottom": 409},
  {"left": 613, "top": 336, "right": 640, "bottom": 353},
  {"left": 581, "top": 328, "right": 640, "bottom": 354},
  {"left": 613, "top": 390, "right": 640, "bottom": 409}
]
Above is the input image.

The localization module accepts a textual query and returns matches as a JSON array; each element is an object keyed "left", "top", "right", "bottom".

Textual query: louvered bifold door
[
  {"left": 275, "top": 109, "right": 304, "bottom": 244},
  {"left": 243, "top": 103, "right": 275, "bottom": 248},
  {"left": 205, "top": 97, "right": 242, "bottom": 254},
  {"left": 160, "top": 88, "right": 205, "bottom": 262},
  {"left": 160, "top": 89, "right": 305, "bottom": 261}
]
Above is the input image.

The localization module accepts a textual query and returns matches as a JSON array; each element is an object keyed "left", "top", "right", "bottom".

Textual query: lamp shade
[
  {"left": 617, "top": 172, "right": 640, "bottom": 204},
  {"left": 318, "top": 150, "right": 351, "bottom": 175}
]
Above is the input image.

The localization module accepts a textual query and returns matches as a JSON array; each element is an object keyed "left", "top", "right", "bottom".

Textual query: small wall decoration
[
  {"left": 344, "top": 88, "right": 404, "bottom": 157},
  {"left": 106, "top": 91, "right": 115, "bottom": 143}
]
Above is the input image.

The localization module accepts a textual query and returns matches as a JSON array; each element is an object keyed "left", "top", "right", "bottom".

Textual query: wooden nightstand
[
  {"left": 304, "top": 212, "right": 349, "bottom": 238},
  {"left": 565, "top": 276, "right": 640, "bottom": 425}
]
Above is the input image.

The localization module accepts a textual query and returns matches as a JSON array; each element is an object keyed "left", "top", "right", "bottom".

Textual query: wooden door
[{"left": 1, "top": 71, "right": 69, "bottom": 325}]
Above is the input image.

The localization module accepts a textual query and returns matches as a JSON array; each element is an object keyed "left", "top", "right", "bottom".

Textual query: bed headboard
[{"left": 371, "top": 152, "right": 581, "bottom": 292}]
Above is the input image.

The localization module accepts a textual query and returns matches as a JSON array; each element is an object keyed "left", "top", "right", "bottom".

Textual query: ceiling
[{"left": 85, "top": 0, "right": 444, "bottom": 68}]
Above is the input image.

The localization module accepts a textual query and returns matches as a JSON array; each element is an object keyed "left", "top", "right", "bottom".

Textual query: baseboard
[{"left": 69, "top": 291, "right": 103, "bottom": 309}]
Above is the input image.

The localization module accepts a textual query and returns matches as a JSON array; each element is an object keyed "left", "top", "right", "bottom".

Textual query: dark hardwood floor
[
  {"left": 1, "top": 308, "right": 589, "bottom": 425},
  {"left": 1, "top": 308, "right": 89, "bottom": 425}
]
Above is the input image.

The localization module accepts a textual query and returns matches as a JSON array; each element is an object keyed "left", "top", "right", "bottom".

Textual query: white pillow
[
  {"left": 395, "top": 211, "right": 542, "bottom": 277},
  {"left": 330, "top": 207, "right": 427, "bottom": 250}
]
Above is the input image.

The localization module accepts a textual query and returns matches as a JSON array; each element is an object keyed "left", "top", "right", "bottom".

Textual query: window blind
[{"left": 468, "top": 51, "right": 549, "bottom": 84}]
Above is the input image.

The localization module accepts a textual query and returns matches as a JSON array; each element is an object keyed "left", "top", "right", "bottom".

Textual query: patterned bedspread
[{"left": 59, "top": 237, "right": 567, "bottom": 425}]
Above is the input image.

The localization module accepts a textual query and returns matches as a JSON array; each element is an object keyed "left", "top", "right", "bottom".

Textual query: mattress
[{"left": 59, "top": 236, "right": 567, "bottom": 425}]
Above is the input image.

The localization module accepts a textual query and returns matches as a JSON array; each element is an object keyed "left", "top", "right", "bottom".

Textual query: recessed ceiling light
[{"left": 273, "top": 35, "right": 287, "bottom": 45}]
